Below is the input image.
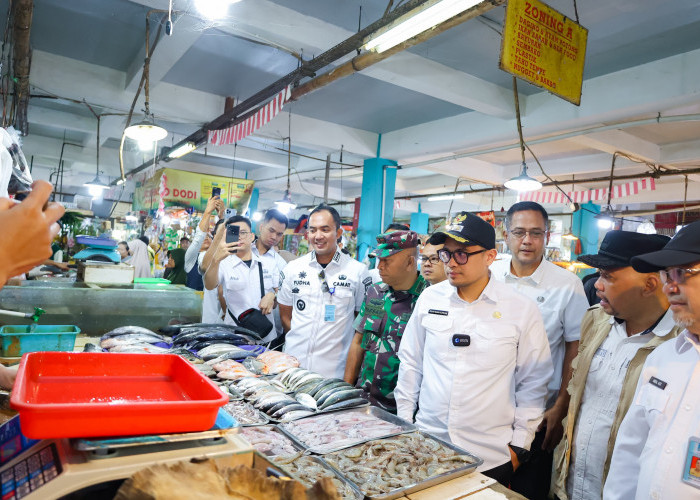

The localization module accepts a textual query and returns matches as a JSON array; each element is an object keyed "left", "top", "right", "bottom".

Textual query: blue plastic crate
[{"left": 0, "top": 325, "right": 80, "bottom": 357}]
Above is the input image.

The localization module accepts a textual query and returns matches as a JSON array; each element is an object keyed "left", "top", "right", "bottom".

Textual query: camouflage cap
[{"left": 370, "top": 230, "right": 419, "bottom": 259}]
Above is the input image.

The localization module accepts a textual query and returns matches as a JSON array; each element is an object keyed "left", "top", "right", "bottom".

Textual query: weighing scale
[
  {"left": 72, "top": 236, "right": 120, "bottom": 264},
  {"left": 0, "top": 428, "right": 253, "bottom": 499}
]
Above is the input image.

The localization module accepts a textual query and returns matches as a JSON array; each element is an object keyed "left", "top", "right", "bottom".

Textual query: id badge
[
  {"left": 682, "top": 436, "right": 700, "bottom": 488},
  {"left": 324, "top": 304, "right": 336, "bottom": 322}
]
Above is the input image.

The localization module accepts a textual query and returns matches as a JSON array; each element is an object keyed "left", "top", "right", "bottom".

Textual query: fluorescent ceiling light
[
  {"left": 427, "top": 193, "right": 464, "bottom": 202},
  {"left": 365, "top": 0, "right": 482, "bottom": 53},
  {"left": 124, "top": 117, "right": 168, "bottom": 143},
  {"left": 167, "top": 141, "right": 197, "bottom": 159},
  {"left": 274, "top": 190, "right": 296, "bottom": 214},
  {"left": 504, "top": 163, "right": 542, "bottom": 192},
  {"left": 195, "top": 0, "right": 241, "bottom": 20}
]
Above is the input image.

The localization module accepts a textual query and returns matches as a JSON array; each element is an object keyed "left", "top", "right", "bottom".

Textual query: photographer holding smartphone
[{"left": 203, "top": 215, "right": 278, "bottom": 341}]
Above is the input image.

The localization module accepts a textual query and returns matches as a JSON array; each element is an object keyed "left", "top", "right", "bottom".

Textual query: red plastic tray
[{"left": 10, "top": 352, "right": 228, "bottom": 439}]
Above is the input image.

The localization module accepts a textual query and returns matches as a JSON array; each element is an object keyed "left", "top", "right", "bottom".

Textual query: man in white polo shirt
[
  {"left": 491, "top": 201, "right": 588, "bottom": 499},
  {"left": 204, "top": 215, "right": 278, "bottom": 341},
  {"left": 395, "top": 211, "right": 553, "bottom": 486},
  {"left": 278, "top": 204, "right": 370, "bottom": 378}
]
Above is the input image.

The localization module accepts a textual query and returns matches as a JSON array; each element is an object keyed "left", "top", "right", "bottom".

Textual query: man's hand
[
  {"left": 0, "top": 365, "right": 18, "bottom": 390},
  {"left": 215, "top": 198, "right": 226, "bottom": 215},
  {"left": 215, "top": 238, "right": 241, "bottom": 262},
  {"left": 538, "top": 401, "right": 567, "bottom": 452},
  {"left": 259, "top": 292, "right": 276, "bottom": 315},
  {"left": 204, "top": 196, "right": 219, "bottom": 215},
  {"left": 0, "top": 181, "right": 64, "bottom": 284},
  {"left": 509, "top": 446, "right": 520, "bottom": 471}
]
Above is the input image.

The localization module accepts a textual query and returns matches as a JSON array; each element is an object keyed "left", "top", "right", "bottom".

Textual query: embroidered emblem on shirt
[
  {"left": 363, "top": 276, "right": 373, "bottom": 292},
  {"left": 492, "top": 311, "right": 502, "bottom": 319},
  {"left": 296, "top": 299, "right": 306, "bottom": 311},
  {"left": 299, "top": 271, "right": 307, "bottom": 279},
  {"left": 338, "top": 274, "right": 347, "bottom": 280},
  {"left": 292, "top": 287, "right": 299, "bottom": 294},
  {"left": 537, "top": 296, "right": 545, "bottom": 303},
  {"left": 428, "top": 309, "right": 448, "bottom": 316},
  {"left": 649, "top": 376, "right": 667, "bottom": 390}
]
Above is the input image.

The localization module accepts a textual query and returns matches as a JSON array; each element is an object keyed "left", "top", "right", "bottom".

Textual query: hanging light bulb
[
  {"left": 275, "top": 190, "right": 297, "bottom": 214},
  {"left": 562, "top": 230, "right": 579, "bottom": 241},
  {"left": 504, "top": 162, "right": 542, "bottom": 192},
  {"left": 124, "top": 116, "right": 168, "bottom": 143}
]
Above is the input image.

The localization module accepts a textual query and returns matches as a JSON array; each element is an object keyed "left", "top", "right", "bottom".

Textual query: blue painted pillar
[
  {"left": 573, "top": 201, "right": 600, "bottom": 258},
  {"left": 410, "top": 205, "right": 429, "bottom": 234},
  {"left": 247, "top": 187, "right": 259, "bottom": 230},
  {"left": 357, "top": 158, "right": 398, "bottom": 262}
]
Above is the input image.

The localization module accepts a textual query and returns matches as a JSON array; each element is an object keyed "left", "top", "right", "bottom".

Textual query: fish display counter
[
  {"left": 0, "top": 281, "right": 201, "bottom": 335},
  {"left": 0, "top": 323, "right": 527, "bottom": 499}
]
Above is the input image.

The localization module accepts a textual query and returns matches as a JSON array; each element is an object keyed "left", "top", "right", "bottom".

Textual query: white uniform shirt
[
  {"left": 253, "top": 244, "right": 287, "bottom": 291},
  {"left": 218, "top": 253, "right": 278, "bottom": 340},
  {"left": 199, "top": 253, "right": 222, "bottom": 324},
  {"left": 604, "top": 330, "right": 700, "bottom": 500},
  {"left": 395, "top": 278, "right": 553, "bottom": 470},
  {"left": 491, "top": 256, "right": 588, "bottom": 407},
  {"left": 369, "top": 268, "right": 381, "bottom": 284},
  {"left": 278, "top": 250, "right": 370, "bottom": 379},
  {"left": 568, "top": 310, "right": 676, "bottom": 500}
]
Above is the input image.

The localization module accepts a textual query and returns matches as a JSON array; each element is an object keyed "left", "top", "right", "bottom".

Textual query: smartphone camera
[
  {"left": 226, "top": 224, "right": 239, "bottom": 253},
  {"left": 211, "top": 187, "right": 221, "bottom": 197}
]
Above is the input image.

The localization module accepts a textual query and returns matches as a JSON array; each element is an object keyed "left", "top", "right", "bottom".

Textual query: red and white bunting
[
  {"left": 208, "top": 85, "right": 292, "bottom": 146},
  {"left": 519, "top": 178, "right": 656, "bottom": 204}
]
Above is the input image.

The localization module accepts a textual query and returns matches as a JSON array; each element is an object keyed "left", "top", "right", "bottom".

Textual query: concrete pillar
[
  {"left": 356, "top": 157, "right": 398, "bottom": 262},
  {"left": 410, "top": 207, "right": 429, "bottom": 234},
  {"left": 573, "top": 201, "right": 600, "bottom": 257}
]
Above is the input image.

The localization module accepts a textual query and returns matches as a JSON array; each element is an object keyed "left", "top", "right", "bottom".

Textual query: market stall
[{"left": 0, "top": 324, "right": 526, "bottom": 500}]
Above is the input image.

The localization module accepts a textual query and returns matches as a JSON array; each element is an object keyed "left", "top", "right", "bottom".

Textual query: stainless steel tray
[
  {"left": 235, "top": 424, "right": 305, "bottom": 459},
  {"left": 273, "top": 454, "right": 364, "bottom": 499},
  {"left": 322, "top": 431, "right": 483, "bottom": 500},
  {"left": 222, "top": 400, "right": 270, "bottom": 427},
  {"left": 278, "top": 406, "right": 416, "bottom": 455}
]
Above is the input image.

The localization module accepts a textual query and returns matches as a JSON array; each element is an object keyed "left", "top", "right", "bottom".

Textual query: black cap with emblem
[{"left": 428, "top": 212, "right": 496, "bottom": 250}]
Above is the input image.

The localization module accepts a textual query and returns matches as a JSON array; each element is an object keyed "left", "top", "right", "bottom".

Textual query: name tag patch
[
  {"left": 452, "top": 334, "right": 471, "bottom": 347},
  {"left": 649, "top": 376, "right": 667, "bottom": 390},
  {"left": 428, "top": 309, "right": 448, "bottom": 316}
]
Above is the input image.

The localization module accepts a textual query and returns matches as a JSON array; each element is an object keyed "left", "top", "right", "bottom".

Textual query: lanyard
[{"left": 318, "top": 269, "right": 335, "bottom": 297}]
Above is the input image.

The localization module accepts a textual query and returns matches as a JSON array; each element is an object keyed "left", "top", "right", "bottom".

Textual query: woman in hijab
[
  {"left": 128, "top": 238, "right": 152, "bottom": 279},
  {"left": 164, "top": 248, "right": 187, "bottom": 285}
]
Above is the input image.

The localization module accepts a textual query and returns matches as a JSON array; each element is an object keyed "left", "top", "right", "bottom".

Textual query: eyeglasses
[
  {"left": 509, "top": 229, "right": 547, "bottom": 240},
  {"left": 318, "top": 269, "right": 335, "bottom": 296},
  {"left": 437, "top": 248, "right": 486, "bottom": 265},
  {"left": 420, "top": 255, "right": 441, "bottom": 265},
  {"left": 239, "top": 231, "right": 251, "bottom": 237},
  {"left": 660, "top": 267, "right": 700, "bottom": 285}
]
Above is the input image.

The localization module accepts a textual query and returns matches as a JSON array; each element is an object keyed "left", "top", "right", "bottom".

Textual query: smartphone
[
  {"left": 211, "top": 187, "right": 221, "bottom": 197},
  {"left": 226, "top": 224, "right": 239, "bottom": 251}
]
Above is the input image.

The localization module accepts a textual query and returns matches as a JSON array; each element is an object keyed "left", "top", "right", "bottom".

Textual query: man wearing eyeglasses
[
  {"left": 343, "top": 230, "right": 427, "bottom": 413},
  {"left": 395, "top": 211, "right": 553, "bottom": 486},
  {"left": 204, "top": 215, "right": 279, "bottom": 340},
  {"left": 420, "top": 242, "right": 447, "bottom": 285},
  {"left": 278, "top": 204, "right": 370, "bottom": 378},
  {"left": 490, "top": 202, "right": 588, "bottom": 499},
  {"left": 604, "top": 221, "right": 700, "bottom": 500},
  {"left": 551, "top": 231, "right": 678, "bottom": 500}
]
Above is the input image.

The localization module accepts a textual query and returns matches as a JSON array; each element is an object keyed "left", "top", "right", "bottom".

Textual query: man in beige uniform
[{"left": 552, "top": 231, "right": 681, "bottom": 500}]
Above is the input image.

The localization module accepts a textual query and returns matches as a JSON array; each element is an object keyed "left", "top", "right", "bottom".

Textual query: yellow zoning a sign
[{"left": 500, "top": 0, "right": 588, "bottom": 105}]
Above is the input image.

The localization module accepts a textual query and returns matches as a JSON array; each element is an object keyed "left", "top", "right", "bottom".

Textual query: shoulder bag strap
[{"left": 258, "top": 262, "right": 265, "bottom": 298}]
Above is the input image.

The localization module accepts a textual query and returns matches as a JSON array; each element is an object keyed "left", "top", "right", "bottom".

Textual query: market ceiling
[{"left": 8, "top": 0, "right": 700, "bottom": 218}]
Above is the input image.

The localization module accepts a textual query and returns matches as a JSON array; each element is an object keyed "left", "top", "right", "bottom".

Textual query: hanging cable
[
  {"left": 572, "top": 0, "right": 580, "bottom": 24},
  {"left": 512, "top": 77, "right": 526, "bottom": 165},
  {"left": 682, "top": 174, "right": 688, "bottom": 226}
]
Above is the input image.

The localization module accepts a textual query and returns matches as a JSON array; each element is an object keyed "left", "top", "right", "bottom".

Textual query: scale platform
[{"left": 0, "top": 428, "right": 252, "bottom": 499}]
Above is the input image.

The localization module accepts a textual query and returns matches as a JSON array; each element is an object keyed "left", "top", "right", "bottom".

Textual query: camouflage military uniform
[{"left": 353, "top": 273, "right": 428, "bottom": 413}]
